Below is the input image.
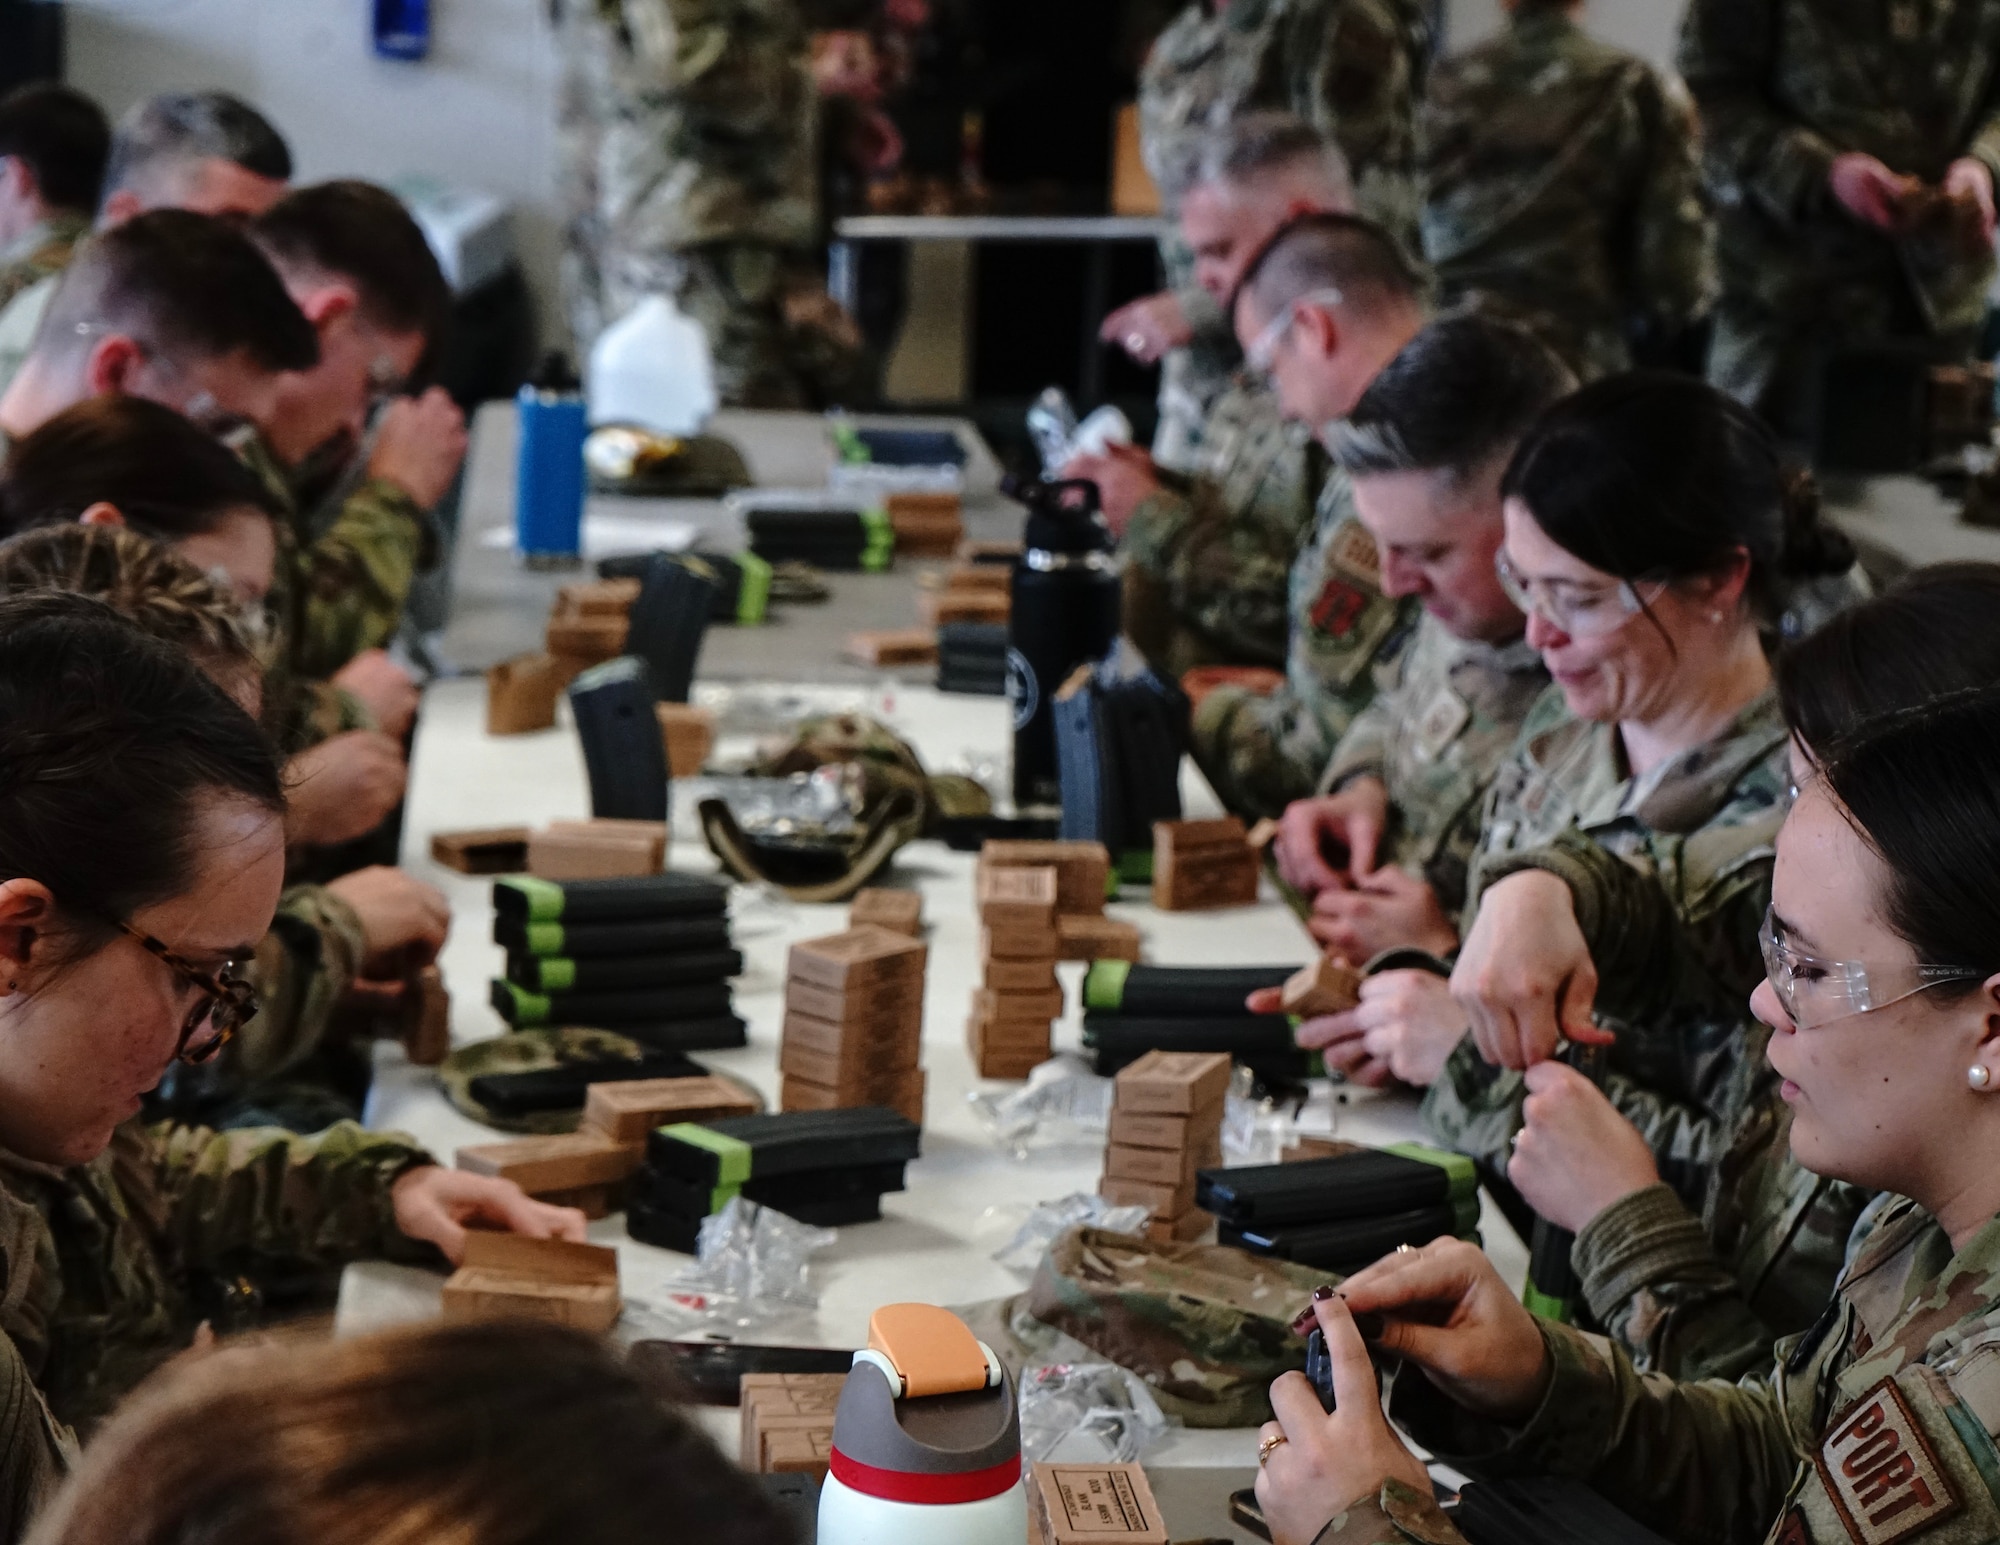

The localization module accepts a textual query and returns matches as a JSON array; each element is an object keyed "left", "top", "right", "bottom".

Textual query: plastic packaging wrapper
[
  {"left": 993, "top": 1192, "right": 1150, "bottom": 1274},
  {"left": 1018, "top": 1362, "right": 1172, "bottom": 1464},
  {"left": 690, "top": 764, "right": 864, "bottom": 840},
  {"left": 968, "top": 1055, "right": 1114, "bottom": 1158},
  {"left": 1223, "top": 1065, "right": 1296, "bottom": 1167},
  {"left": 1025, "top": 387, "right": 1133, "bottom": 477},
  {"left": 631, "top": 1199, "right": 838, "bottom": 1334}
]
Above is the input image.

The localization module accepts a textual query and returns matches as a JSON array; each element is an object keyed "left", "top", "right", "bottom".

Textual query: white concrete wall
[{"left": 61, "top": 0, "right": 1690, "bottom": 356}]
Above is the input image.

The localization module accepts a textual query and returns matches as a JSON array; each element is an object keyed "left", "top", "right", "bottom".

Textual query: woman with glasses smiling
[
  {"left": 1336, "top": 374, "right": 1854, "bottom": 1222},
  {"left": 0, "top": 591, "right": 582, "bottom": 1541},
  {"left": 1252, "top": 685, "right": 2000, "bottom": 1545}
]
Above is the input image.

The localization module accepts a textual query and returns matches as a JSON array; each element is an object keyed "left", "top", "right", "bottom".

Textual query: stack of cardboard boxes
[
  {"left": 778, "top": 927, "right": 928, "bottom": 1125},
  {"left": 1098, "top": 1050, "right": 1230, "bottom": 1245},
  {"left": 979, "top": 838, "right": 1138, "bottom": 963},
  {"left": 967, "top": 865, "right": 1064, "bottom": 1078}
]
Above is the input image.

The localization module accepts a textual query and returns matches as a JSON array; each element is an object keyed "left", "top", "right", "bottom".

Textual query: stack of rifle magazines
[
  {"left": 489, "top": 874, "right": 748, "bottom": 1052},
  {"left": 936, "top": 621, "right": 1009, "bottom": 695},
  {"left": 742, "top": 503, "right": 894, "bottom": 572},
  {"left": 1195, "top": 1143, "right": 1480, "bottom": 1272},
  {"left": 598, "top": 550, "right": 772, "bottom": 626},
  {"left": 1079, "top": 961, "right": 1311, "bottom": 1085},
  {"left": 1449, "top": 1478, "right": 1671, "bottom": 1545},
  {"left": 627, "top": 1107, "right": 923, "bottom": 1252},
  {"left": 1052, "top": 654, "right": 1188, "bottom": 876}
]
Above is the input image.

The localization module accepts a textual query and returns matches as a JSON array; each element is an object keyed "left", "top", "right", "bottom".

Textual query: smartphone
[{"left": 627, "top": 1340, "right": 855, "bottom": 1405}]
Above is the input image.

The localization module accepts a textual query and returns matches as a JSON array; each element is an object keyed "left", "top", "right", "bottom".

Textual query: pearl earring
[
  {"left": 1971, "top": 1065, "right": 1993, "bottom": 1090},
  {"left": 1710, "top": 610, "right": 1724, "bottom": 624}
]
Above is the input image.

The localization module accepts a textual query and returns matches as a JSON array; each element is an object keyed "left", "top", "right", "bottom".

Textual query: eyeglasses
[
  {"left": 1758, "top": 907, "right": 1985, "bottom": 1030},
  {"left": 1243, "top": 286, "right": 1345, "bottom": 374},
  {"left": 116, "top": 923, "right": 258, "bottom": 1065},
  {"left": 1493, "top": 550, "right": 1664, "bottom": 639}
]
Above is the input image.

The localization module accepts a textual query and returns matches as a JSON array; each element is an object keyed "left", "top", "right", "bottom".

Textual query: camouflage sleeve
[
  {"left": 1574, "top": 1182, "right": 1780, "bottom": 1383},
  {"left": 1677, "top": 0, "right": 1841, "bottom": 227},
  {"left": 1191, "top": 678, "right": 1349, "bottom": 821},
  {"left": 287, "top": 478, "right": 428, "bottom": 682},
  {"left": 1124, "top": 479, "right": 1297, "bottom": 670},
  {"left": 1321, "top": 654, "right": 1408, "bottom": 794},
  {"left": 1629, "top": 69, "right": 1716, "bottom": 331},
  {"left": 143, "top": 1119, "right": 438, "bottom": 1273},
  {"left": 1393, "top": 1320, "right": 1800, "bottom": 1545},
  {"left": 1600, "top": 1067, "right": 1733, "bottom": 1184},
  {"left": 0, "top": 1331, "right": 67, "bottom": 1543},
  {"left": 235, "top": 885, "right": 368, "bottom": 1083},
  {"left": 1288, "top": 0, "right": 1428, "bottom": 249}
]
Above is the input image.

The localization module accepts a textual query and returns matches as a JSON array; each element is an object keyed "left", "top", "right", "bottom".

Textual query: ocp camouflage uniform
[
  {"left": 0, "top": 1117, "right": 434, "bottom": 1533},
  {"left": 1319, "top": 613, "right": 1548, "bottom": 924},
  {"left": 233, "top": 430, "right": 428, "bottom": 691},
  {"left": 1138, "top": 0, "right": 1430, "bottom": 469},
  {"left": 0, "top": 212, "right": 87, "bottom": 316},
  {"left": 1189, "top": 463, "right": 1417, "bottom": 820},
  {"left": 1679, "top": 0, "right": 2000, "bottom": 436},
  {"left": 1420, "top": 0, "right": 1713, "bottom": 380},
  {"left": 1319, "top": 1195, "right": 2000, "bottom": 1545},
  {"left": 1122, "top": 376, "right": 1317, "bottom": 675},
  {"left": 557, "top": 0, "right": 858, "bottom": 407},
  {"left": 1423, "top": 687, "right": 1790, "bottom": 1200}
]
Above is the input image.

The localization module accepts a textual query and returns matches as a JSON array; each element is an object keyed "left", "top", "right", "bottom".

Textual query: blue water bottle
[
  {"left": 373, "top": 0, "right": 431, "bottom": 60},
  {"left": 515, "top": 352, "right": 587, "bottom": 571}
]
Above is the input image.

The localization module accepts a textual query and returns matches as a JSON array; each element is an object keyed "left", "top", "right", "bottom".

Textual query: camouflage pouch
[
  {"left": 971, "top": 1225, "right": 1323, "bottom": 1428},
  {"left": 698, "top": 713, "right": 990, "bottom": 901}
]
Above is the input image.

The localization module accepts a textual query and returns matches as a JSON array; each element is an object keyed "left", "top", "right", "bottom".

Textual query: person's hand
[
  {"left": 1829, "top": 152, "right": 1914, "bottom": 231},
  {"left": 1945, "top": 157, "right": 1999, "bottom": 245},
  {"left": 1449, "top": 869, "right": 1612, "bottom": 1072},
  {"left": 390, "top": 1167, "right": 588, "bottom": 1264},
  {"left": 367, "top": 387, "right": 468, "bottom": 510},
  {"left": 330, "top": 649, "right": 420, "bottom": 738},
  {"left": 1286, "top": 970, "right": 1467, "bottom": 1088},
  {"left": 1251, "top": 980, "right": 1395, "bottom": 1087},
  {"left": 324, "top": 865, "right": 451, "bottom": 975},
  {"left": 1275, "top": 779, "right": 1390, "bottom": 897},
  {"left": 1254, "top": 1295, "right": 1432, "bottom": 1545},
  {"left": 1060, "top": 443, "right": 1163, "bottom": 536},
  {"left": 1337, "top": 1238, "right": 1552, "bottom": 1423},
  {"left": 1508, "top": 1061, "right": 1660, "bottom": 1233},
  {"left": 284, "top": 730, "right": 407, "bottom": 848},
  {"left": 1309, "top": 866, "right": 1458, "bottom": 961},
  {"left": 1099, "top": 291, "right": 1192, "bottom": 365}
]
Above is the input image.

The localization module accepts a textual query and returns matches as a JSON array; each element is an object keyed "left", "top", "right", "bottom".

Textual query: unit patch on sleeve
[{"left": 1813, "top": 1378, "right": 1962, "bottom": 1545}]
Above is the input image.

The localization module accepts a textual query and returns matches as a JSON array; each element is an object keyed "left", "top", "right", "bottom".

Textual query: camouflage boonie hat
[
  {"left": 962, "top": 1225, "right": 1322, "bottom": 1428},
  {"left": 699, "top": 713, "right": 991, "bottom": 901},
  {"left": 442, "top": 1028, "right": 656, "bottom": 1134}
]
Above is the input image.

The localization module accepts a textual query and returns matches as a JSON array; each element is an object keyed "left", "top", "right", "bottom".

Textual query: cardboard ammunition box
[
  {"left": 1056, "top": 914, "right": 1142, "bottom": 963},
  {"left": 1152, "top": 818, "right": 1260, "bottom": 911},
  {"left": 1281, "top": 956, "right": 1364, "bottom": 1018},
  {"left": 431, "top": 826, "right": 532, "bottom": 875},
  {"left": 1097, "top": 1173, "right": 1197, "bottom": 1218},
  {"left": 581, "top": 1075, "right": 758, "bottom": 1144},
  {"left": 977, "top": 865, "right": 1060, "bottom": 929},
  {"left": 780, "top": 1067, "right": 925, "bottom": 1126},
  {"left": 780, "top": 1041, "right": 923, "bottom": 1100},
  {"left": 984, "top": 956, "right": 1058, "bottom": 993},
  {"left": 971, "top": 985, "right": 1066, "bottom": 1024},
  {"left": 526, "top": 821, "right": 667, "bottom": 881},
  {"left": 1113, "top": 1050, "right": 1232, "bottom": 1115},
  {"left": 848, "top": 887, "right": 925, "bottom": 937},
  {"left": 844, "top": 628, "right": 940, "bottom": 667},
  {"left": 455, "top": 1132, "right": 643, "bottom": 1194},
  {"left": 1142, "top": 1210, "right": 1211, "bottom": 1245},
  {"left": 979, "top": 839, "right": 1112, "bottom": 916},
  {"left": 981, "top": 924, "right": 1063, "bottom": 961},
  {"left": 544, "top": 613, "right": 627, "bottom": 661},
  {"left": 967, "top": 1011, "right": 1055, "bottom": 1051},
  {"left": 779, "top": 1008, "right": 924, "bottom": 1064},
  {"left": 1108, "top": 1109, "right": 1200, "bottom": 1152},
  {"left": 782, "top": 975, "right": 926, "bottom": 1027},
  {"left": 1030, "top": 1462, "right": 1169, "bottom": 1545},
  {"left": 1103, "top": 1139, "right": 1218, "bottom": 1188},
  {"left": 655, "top": 702, "right": 717, "bottom": 779},
  {"left": 740, "top": 1373, "right": 846, "bottom": 1474},
  {"left": 441, "top": 1233, "right": 621, "bottom": 1333},
  {"left": 919, "top": 590, "right": 1010, "bottom": 627},
  {"left": 786, "top": 928, "right": 929, "bottom": 992},
  {"left": 486, "top": 653, "right": 562, "bottom": 735},
  {"left": 555, "top": 578, "right": 641, "bottom": 617},
  {"left": 400, "top": 963, "right": 452, "bottom": 1066}
]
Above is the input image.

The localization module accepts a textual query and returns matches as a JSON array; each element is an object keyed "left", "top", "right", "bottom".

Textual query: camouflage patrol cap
[
  {"left": 972, "top": 1225, "right": 1323, "bottom": 1428},
  {"left": 441, "top": 1027, "right": 655, "bottom": 1134}
]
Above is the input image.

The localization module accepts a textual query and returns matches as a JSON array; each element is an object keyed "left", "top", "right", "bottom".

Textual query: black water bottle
[{"left": 1006, "top": 476, "right": 1121, "bottom": 808}]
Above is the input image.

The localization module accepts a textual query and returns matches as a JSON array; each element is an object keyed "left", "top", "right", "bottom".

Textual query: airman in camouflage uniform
[
  {"left": 1190, "top": 467, "right": 1417, "bottom": 820},
  {"left": 0, "top": 211, "right": 87, "bottom": 316},
  {"left": 1321, "top": 1195, "right": 2000, "bottom": 1545},
  {"left": 1423, "top": 686, "right": 1790, "bottom": 1192},
  {"left": 1679, "top": 0, "right": 2000, "bottom": 436},
  {"left": 0, "top": 1115, "right": 436, "bottom": 1528},
  {"left": 1320, "top": 615, "right": 1548, "bottom": 925},
  {"left": 557, "top": 0, "right": 858, "bottom": 407},
  {"left": 1419, "top": 0, "right": 1714, "bottom": 380},
  {"left": 1122, "top": 377, "right": 1318, "bottom": 675},
  {"left": 1138, "top": 0, "right": 1430, "bottom": 468}
]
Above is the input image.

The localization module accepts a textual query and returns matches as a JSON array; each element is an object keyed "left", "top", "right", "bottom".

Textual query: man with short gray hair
[
  {"left": 1066, "top": 115, "right": 1380, "bottom": 682},
  {"left": 0, "top": 91, "right": 292, "bottom": 392}
]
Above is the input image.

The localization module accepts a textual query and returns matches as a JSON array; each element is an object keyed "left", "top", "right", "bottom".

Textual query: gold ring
[{"left": 1258, "top": 1433, "right": 1289, "bottom": 1465}]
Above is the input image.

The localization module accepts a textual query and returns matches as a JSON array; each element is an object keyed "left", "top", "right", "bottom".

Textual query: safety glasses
[
  {"left": 1758, "top": 907, "right": 1985, "bottom": 1029},
  {"left": 1494, "top": 550, "right": 1663, "bottom": 639},
  {"left": 1243, "top": 286, "right": 1345, "bottom": 374}
]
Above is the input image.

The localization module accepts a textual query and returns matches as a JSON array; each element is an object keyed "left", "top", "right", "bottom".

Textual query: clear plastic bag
[
  {"left": 1222, "top": 1063, "right": 1297, "bottom": 1166},
  {"left": 690, "top": 764, "right": 864, "bottom": 839},
  {"left": 992, "top": 1193, "right": 1150, "bottom": 1274},
  {"left": 1017, "top": 1362, "right": 1172, "bottom": 1464},
  {"left": 636, "top": 1199, "right": 838, "bottom": 1334},
  {"left": 968, "top": 1055, "right": 1114, "bottom": 1159}
]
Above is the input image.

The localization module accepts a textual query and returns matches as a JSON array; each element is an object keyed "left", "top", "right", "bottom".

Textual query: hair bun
[{"left": 1778, "top": 465, "right": 1856, "bottom": 578}]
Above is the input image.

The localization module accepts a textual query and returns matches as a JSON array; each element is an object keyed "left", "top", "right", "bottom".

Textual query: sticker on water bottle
[{"left": 1006, "top": 648, "right": 1038, "bottom": 731}]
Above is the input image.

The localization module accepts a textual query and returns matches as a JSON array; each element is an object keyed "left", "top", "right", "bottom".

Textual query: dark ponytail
[
  {"left": 1502, "top": 371, "right": 1856, "bottom": 624},
  {"left": 1823, "top": 684, "right": 2000, "bottom": 982},
  {"left": 0, "top": 591, "right": 282, "bottom": 948}
]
